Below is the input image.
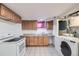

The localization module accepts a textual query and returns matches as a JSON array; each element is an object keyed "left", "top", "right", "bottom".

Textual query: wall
[
  {"left": 22, "top": 28, "right": 53, "bottom": 35},
  {"left": 22, "top": 30, "right": 37, "bottom": 35},
  {"left": 0, "top": 18, "right": 22, "bottom": 37},
  {"left": 75, "top": 27, "right": 79, "bottom": 37},
  {"left": 22, "top": 29, "right": 47, "bottom": 35},
  {"left": 70, "top": 27, "right": 79, "bottom": 38},
  {"left": 53, "top": 18, "right": 59, "bottom": 36}
]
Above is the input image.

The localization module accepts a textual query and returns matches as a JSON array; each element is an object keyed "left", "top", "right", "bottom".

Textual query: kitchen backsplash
[{"left": 22, "top": 29, "right": 53, "bottom": 35}]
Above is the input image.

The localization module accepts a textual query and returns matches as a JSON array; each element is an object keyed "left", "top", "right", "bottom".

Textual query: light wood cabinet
[
  {"left": 0, "top": 4, "right": 21, "bottom": 23},
  {"left": 32, "top": 21, "right": 37, "bottom": 30},
  {"left": 43, "top": 36, "right": 48, "bottom": 45},
  {"left": 22, "top": 20, "right": 37, "bottom": 30},
  {"left": 26, "top": 36, "right": 30, "bottom": 46},
  {"left": 46, "top": 20, "right": 53, "bottom": 30},
  {"left": 34, "top": 37, "right": 38, "bottom": 45},
  {"left": 26, "top": 36, "right": 48, "bottom": 46},
  {"left": 29, "top": 36, "right": 35, "bottom": 45},
  {"left": 38, "top": 36, "right": 44, "bottom": 45}
]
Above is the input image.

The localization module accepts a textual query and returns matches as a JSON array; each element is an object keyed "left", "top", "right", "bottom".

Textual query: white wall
[
  {"left": 70, "top": 27, "right": 79, "bottom": 38},
  {"left": 12, "top": 23, "right": 23, "bottom": 36},
  {"left": 22, "top": 28, "right": 53, "bottom": 35},
  {"left": 22, "top": 30, "right": 37, "bottom": 35},
  {"left": 0, "top": 19, "right": 22, "bottom": 37},
  {"left": 53, "top": 19, "right": 59, "bottom": 36}
]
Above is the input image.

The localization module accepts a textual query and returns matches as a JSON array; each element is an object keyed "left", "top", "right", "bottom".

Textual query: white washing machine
[{"left": 55, "top": 36, "right": 79, "bottom": 56}]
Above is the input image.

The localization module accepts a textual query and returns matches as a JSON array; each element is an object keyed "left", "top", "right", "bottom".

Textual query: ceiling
[{"left": 4, "top": 3, "right": 77, "bottom": 20}]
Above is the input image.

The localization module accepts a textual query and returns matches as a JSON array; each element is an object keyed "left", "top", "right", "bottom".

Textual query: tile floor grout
[{"left": 25, "top": 46, "right": 60, "bottom": 56}]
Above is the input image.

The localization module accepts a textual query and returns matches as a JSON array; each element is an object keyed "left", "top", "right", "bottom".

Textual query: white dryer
[{"left": 55, "top": 36, "right": 79, "bottom": 56}]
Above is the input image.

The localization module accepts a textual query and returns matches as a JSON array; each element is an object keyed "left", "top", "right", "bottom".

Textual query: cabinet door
[
  {"left": 26, "top": 36, "right": 30, "bottom": 46},
  {"left": 34, "top": 36, "right": 38, "bottom": 45},
  {"left": 1, "top": 5, "right": 10, "bottom": 20},
  {"left": 16, "top": 16, "right": 21, "bottom": 23},
  {"left": 26, "top": 21, "right": 32, "bottom": 29},
  {"left": 38, "top": 36, "right": 44, "bottom": 45},
  {"left": 1, "top": 5, "right": 8, "bottom": 18},
  {"left": 43, "top": 36, "right": 48, "bottom": 45},
  {"left": 32, "top": 21, "right": 37, "bottom": 30},
  {"left": 47, "top": 21, "right": 53, "bottom": 30},
  {"left": 0, "top": 4, "right": 21, "bottom": 23},
  {"left": 29, "top": 36, "right": 35, "bottom": 46},
  {"left": 7, "top": 9, "right": 10, "bottom": 19},
  {"left": 22, "top": 21, "right": 37, "bottom": 30},
  {"left": 14, "top": 14, "right": 21, "bottom": 23},
  {"left": 29, "top": 22, "right": 32, "bottom": 29},
  {"left": 22, "top": 21, "right": 28, "bottom": 29}
]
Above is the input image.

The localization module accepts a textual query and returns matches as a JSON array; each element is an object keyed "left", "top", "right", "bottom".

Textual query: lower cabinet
[
  {"left": 43, "top": 36, "right": 48, "bottom": 45},
  {"left": 26, "top": 36, "right": 30, "bottom": 46},
  {"left": 26, "top": 36, "right": 48, "bottom": 46},
  {"left": 34, "top": 37, "right": 38, "bottom": 45},
  {"left": 38, "top": 36, "right": 44, "bottom": 45}
]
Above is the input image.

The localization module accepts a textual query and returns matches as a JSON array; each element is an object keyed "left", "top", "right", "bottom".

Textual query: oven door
[{"left": 16, "top": 38, "right": 26, "bottom": 56}]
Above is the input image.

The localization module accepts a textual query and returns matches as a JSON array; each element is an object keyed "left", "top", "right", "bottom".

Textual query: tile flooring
[{"left": 25, "top": 46, "right": 61, "bottom": 56}]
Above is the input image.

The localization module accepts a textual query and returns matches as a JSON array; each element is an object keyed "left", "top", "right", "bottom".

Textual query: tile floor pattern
[{"left": 25, "top": 46, "right": 61, "bottom": 56}]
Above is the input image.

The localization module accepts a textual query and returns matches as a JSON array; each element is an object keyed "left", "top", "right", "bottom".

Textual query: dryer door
[{"left": 61, "top": 41, "right": 71, "bottom": 56}]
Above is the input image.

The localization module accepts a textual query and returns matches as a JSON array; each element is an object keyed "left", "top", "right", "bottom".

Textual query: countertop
[
  {"left": 56, "top": 36, "right": 79, "bottom": 43},
  {"left": 23, "top": 34, "right": 54, "bottom": 36},
  {"left": 0, "top": 36, "right": 24, "bottom": 43}
]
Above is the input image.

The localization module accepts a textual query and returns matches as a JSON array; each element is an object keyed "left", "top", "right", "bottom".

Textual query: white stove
[{"left": 0, "top": 33, "right": 26, "bottom": 56}]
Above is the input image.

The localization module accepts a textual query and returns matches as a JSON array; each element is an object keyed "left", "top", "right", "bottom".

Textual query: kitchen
[{"left": 0, "top": 3, "right": 79, "bottom": 56}]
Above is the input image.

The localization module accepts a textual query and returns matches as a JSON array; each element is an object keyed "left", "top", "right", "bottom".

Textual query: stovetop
[{"left": 4, "top": 36, "right": 24, "bottom": 42}]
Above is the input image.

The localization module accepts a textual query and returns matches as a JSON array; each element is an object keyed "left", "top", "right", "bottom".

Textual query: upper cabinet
[
  {"left": 46, "top": 20, "right": 53, "bottom": 30},
  {"left": 69, "top": 16, "right": 79, "bottom": 27},
  {"left": 22, "top": 20, "right": 37, "bottom": 30},
  {"left": 0, "top": 4, "right": 21, "bottom": 23}
]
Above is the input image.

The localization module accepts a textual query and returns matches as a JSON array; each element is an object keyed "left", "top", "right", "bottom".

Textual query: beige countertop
[
  {"left": 56, "top": 36, "right": 79, "bottom": 43},
  {"left": 23, "top": 34, "right": 48, "bottom": 36},
  {"left": 23, "top": 34, "right": 54, "bottom": 36}
]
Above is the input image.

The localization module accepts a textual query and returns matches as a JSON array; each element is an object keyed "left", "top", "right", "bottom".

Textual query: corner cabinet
[{"left": 0, "top": 4, "right": 21, "bottom": 23}]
